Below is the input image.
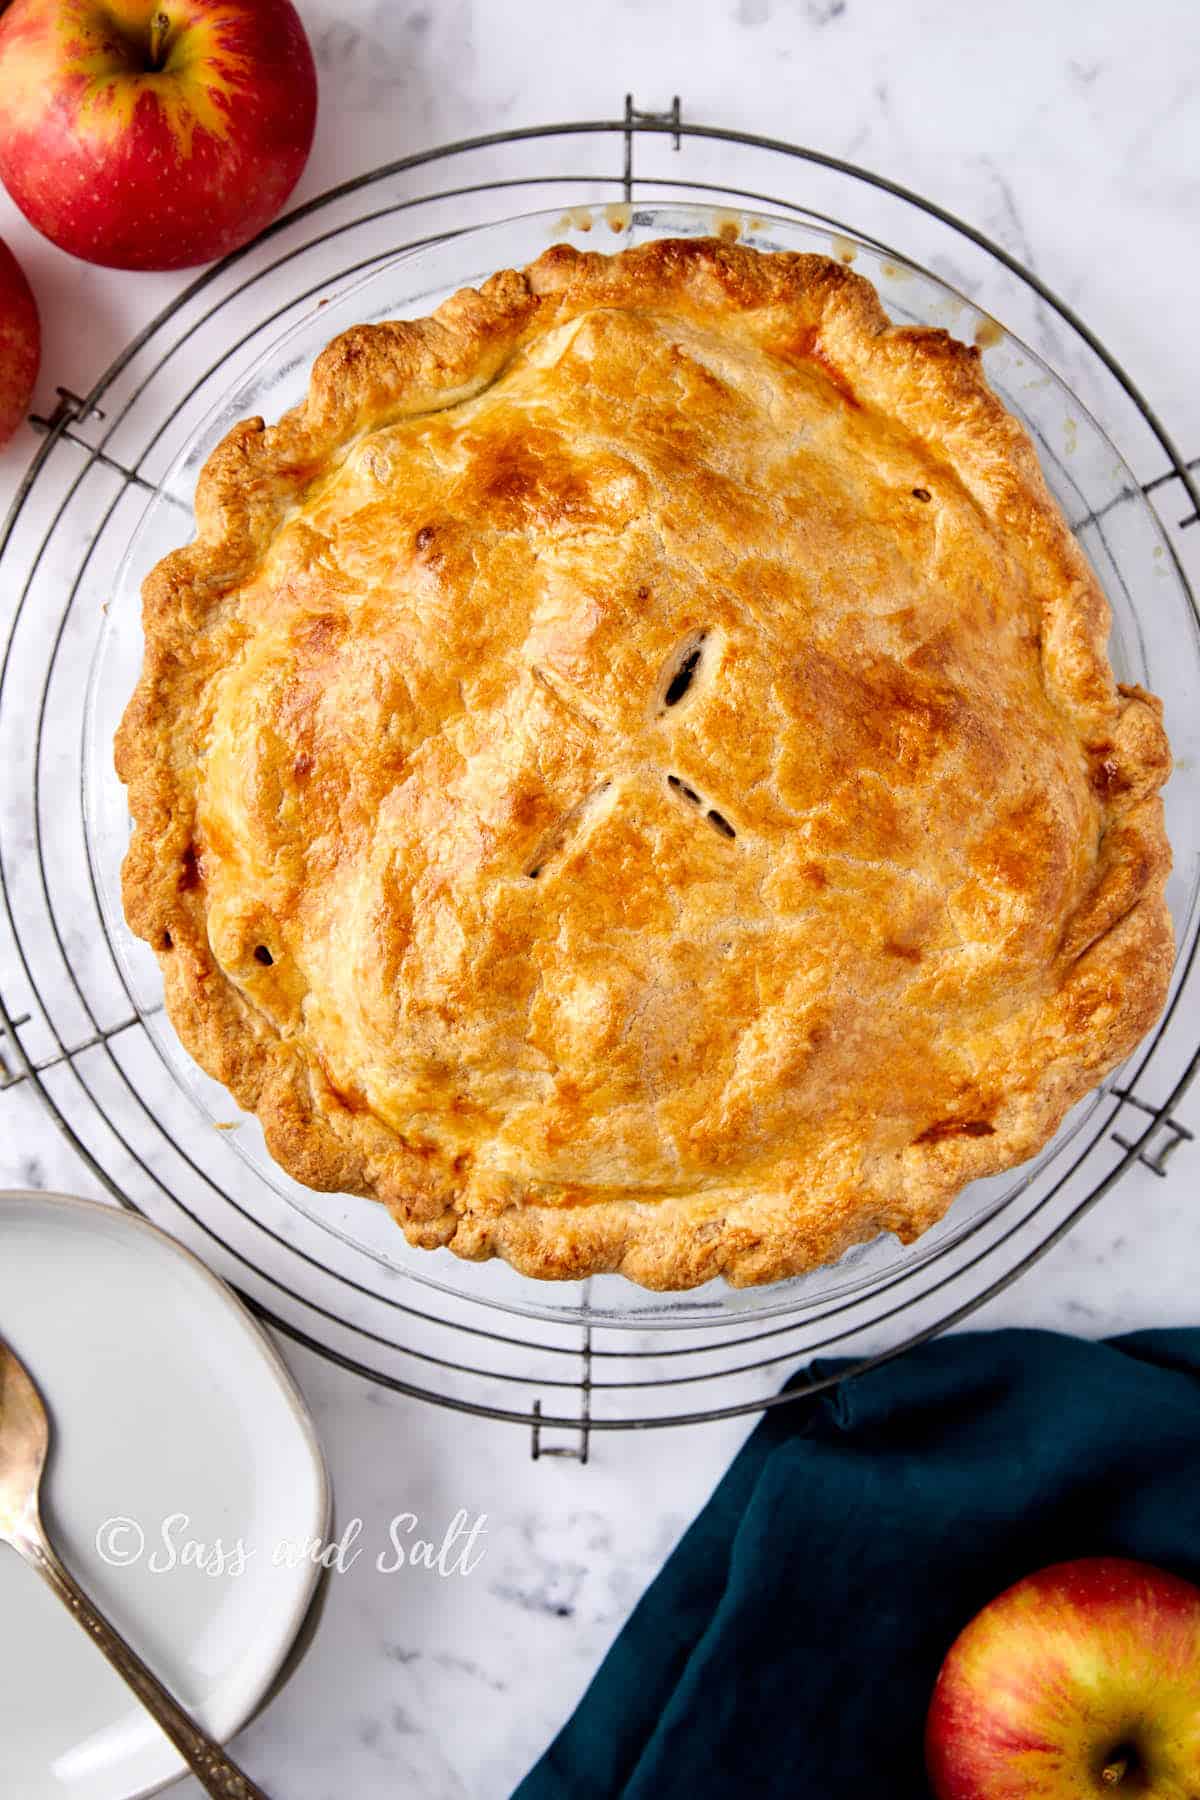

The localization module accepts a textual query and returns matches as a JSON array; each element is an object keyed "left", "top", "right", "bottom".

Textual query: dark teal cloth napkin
[{"left": 513, "top": 1328, "right": 1200, "bottom": 1799}]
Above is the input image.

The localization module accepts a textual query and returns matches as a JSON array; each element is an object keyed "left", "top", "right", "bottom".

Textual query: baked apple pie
[{"left": 115, "top": 236, "right": 1173, "bottom": 1289}]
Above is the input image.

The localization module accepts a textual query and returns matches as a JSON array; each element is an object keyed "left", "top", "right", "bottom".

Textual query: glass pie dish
[{"left": 81, "top": 203, "right": 1200, "bottom": 1343}]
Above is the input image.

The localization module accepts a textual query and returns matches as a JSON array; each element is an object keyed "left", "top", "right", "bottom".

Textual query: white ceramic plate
[{"left": 0, "top": 1191, "right": 331, "bottom": 1799}]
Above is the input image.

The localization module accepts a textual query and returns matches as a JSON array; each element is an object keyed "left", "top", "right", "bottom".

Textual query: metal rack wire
[{"left": 1, "top": 98, "right": 1197, "bottom": 1455}]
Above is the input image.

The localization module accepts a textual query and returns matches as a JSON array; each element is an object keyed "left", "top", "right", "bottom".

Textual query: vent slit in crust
[
  {"left": 525, "top": 781, "right": 612, "bottom": 880},
  {"left": 666, "top": 775, "right": 737, "bottom": 842},
  {"left": 667, "top": 773, "right": 703, "bottom": 806},
  {"left": 659, "top": 632, "right": 708, "bottom": 711}
]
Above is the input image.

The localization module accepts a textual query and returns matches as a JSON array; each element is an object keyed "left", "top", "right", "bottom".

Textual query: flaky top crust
[{"left": 115, "top": 236, "right": 1173, "bottom": 1290}]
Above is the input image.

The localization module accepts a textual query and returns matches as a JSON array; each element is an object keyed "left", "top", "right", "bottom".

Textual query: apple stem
[
  {"left": 148, "top": 10, "right": 172, "bottom": 70},
  {"left": 1100, "top": 1758, "right": 1128, "bottom": 1787}
]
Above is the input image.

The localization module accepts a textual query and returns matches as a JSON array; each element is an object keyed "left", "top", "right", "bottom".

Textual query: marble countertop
[{"left": 1, "top": 2, "right": 1198, "bottom": 1795}]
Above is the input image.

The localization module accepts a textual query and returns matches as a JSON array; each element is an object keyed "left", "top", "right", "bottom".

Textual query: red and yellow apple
[
  {"left": 0, "top": 235, "right": 39, "bottom": 447},
  {"left": 0, "top": 0, "right": 317, "bottom": 270},
  {"left": 926, "top": 1557, "right": 1200, "bottom": 1798}
]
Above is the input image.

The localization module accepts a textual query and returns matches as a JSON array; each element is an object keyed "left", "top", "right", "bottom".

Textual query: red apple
[
  {"left": 0, "top": 235, "right": 39, "bottom": 447},
  {"left": 926, "top": 1557, "right": 1200, "bottom": 1798},
  {"left": 0, "top": 0, "right": 317, "bottom": 271}
]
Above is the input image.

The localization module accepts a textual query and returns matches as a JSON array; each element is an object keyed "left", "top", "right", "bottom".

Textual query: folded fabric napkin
[{"left": 514, "top": 1327, "right": 1200, "bottom": 1799}]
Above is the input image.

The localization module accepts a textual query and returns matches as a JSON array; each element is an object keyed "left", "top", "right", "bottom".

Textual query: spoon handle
[{"left": 17, "top": 1525, "right": 270, "bottom": 1800}]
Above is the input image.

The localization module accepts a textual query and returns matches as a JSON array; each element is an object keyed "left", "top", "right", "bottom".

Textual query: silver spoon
[{"left": 0, "top": 1332, "right": 270, "bottom": 1799}]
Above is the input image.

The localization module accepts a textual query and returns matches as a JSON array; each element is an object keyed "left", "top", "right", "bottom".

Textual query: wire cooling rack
[{"left": 1, "top": 99, "right": 1198, "bottom": 1454}]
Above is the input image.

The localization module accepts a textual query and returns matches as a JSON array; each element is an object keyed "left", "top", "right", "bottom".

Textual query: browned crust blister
[{"left": 115, "top": 236, "right": 1173, "bottom": 1291}]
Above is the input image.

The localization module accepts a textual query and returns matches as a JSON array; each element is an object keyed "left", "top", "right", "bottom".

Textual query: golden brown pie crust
[{"left": 115, "top": 236, "right": 1173, "bottom": 1290}]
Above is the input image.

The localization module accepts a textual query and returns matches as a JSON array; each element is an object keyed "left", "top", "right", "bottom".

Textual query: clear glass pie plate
[{"left": 82, "top": 201, "right": 1200, "bottom": 1337}]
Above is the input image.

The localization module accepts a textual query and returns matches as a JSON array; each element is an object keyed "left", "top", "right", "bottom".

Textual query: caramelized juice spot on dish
[
  {"left": 830, "top": 233, "right": 858, "bottom": 265},
  {"left": 974, "top": 318, "right": 1004, "bottom": 349},
  {"left": 604, "top": 202, "right": 632, "bottom": 233},
  {"left": 551, "top": 207, "right": 594, "bottom": 236}
]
